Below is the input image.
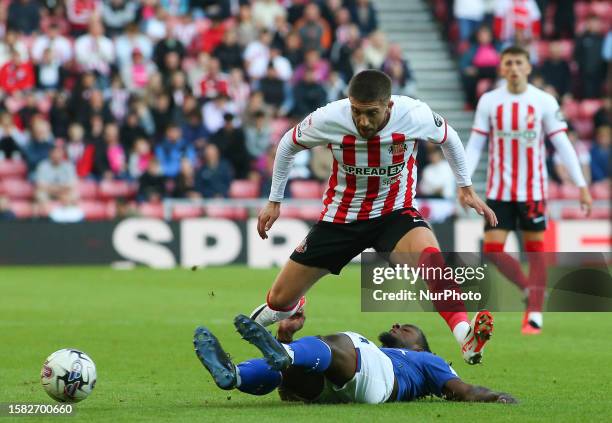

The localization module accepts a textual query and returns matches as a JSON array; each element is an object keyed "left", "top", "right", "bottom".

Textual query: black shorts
[
  {"left": 289, "top": 207, "right": 431, "bottom": 275},
  {"left": 484, "top": 199, "right": 547, "bottom": 232}
]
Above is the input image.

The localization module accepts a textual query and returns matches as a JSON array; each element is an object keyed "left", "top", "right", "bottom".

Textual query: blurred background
[{"left": 0, "top": 0, "right": 609, "bottom": 264}]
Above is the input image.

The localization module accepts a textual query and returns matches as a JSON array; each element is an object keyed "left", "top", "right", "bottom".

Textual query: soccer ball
[{"left": 40, "top": 349, "right": 97, "bottom": 403}]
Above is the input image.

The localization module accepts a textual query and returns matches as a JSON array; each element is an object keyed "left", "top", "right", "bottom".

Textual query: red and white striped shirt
[
  {"left": 471, "top": 83, "right": 567, "bottom": 202},
  {"left": 273, "top": 96, "right": 452, "bottom": 223}
]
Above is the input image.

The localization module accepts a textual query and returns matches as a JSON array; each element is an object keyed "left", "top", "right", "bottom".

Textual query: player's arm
[{"left": 443, "top": 379, "right": 517, "bottom": 403}]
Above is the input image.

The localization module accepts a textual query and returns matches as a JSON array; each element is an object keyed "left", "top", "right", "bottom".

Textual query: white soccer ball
[{"left": 40, "top": 349, "right": 97, "bottom": 403}]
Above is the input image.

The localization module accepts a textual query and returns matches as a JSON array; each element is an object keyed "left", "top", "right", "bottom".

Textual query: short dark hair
[
  {"left": 348, "top": 69, "right": 392, "bottom": 103},
  {"left": 500, "top": 45, "right": 530, "bottom": 61}
]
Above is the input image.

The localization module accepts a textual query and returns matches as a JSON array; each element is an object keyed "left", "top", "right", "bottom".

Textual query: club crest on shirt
[
  {"left": 388, "top": 143, "right": 407, "bottom": 155},
  {"left": 555, "top": 108, "right": 566, "bottom": 122},
  {"left": 431, "top": 111, "right": 443, "bottom": 127},
  {"left": 297, "top": 114, "right": 313, "bottom": 138}
]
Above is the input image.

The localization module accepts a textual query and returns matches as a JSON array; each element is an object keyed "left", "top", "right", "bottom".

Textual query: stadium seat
[
  {"left": 591, "top": 208, "right": 610, "bottom": 219},
  {"left": 204, "top": 205, "right": 248, "bottom": 220},
  {"left": 78, "top": 180, "right": 98, "bottom": 200},
  {"left": 574, "top": 2, "right": 590, "bottom": 20},
  {"left": 280, "top": 206, "right": 302, "bottom": 219},
  {"left": 80, "top": 201, "right": 110, "bottom": 221},
  {"left": 561, "top": 207, "right": 583, "bottom": 219},
  {"left": 229, "top": 180, "right": 260, "bottom": 199},
  {"left": 271, "top": 118, "right": 291, "bottom": 141},
  {"left": 591, "top": 181, "right": 610, "bottom": 200},
  {"left": 0, "top": 179, "right": 34, "bottom": 200},
  {"left": 171, "top": 203, "right": 203, "bottom": 219},
  {"left": 547, "top": 182, "right": 562, "bottom": 200},
  {"left": 0, "top": 160, "right": 28, "bottom": 179},
  {"left": 138, "top": 202, "right": 165, "bottom": 219},
  {"left": 562, "top": 98, "right": 580, "bottom": 121},
  {"left": 572, "top": 119, "right": 594, "bottom": 139},
  {"left": 557, "top": 40, "right": 575, "bottom": 61},
  {"left": 536, "top": 41, "right": 550, "bottom": 62},
  {"left": 560, "top": 184, "right": 580, "bottom": 200},
  {"left": 298, "top": 205, "right": 323, "bottom": 221},
  {"left": 9, "top": 201, "right": 33, "bottom": 218},
  {"left": 578, "top": 99, "right": 604, "bottom": 120},
  {"left": 590, "top": 1, "right": 611, "bottom": 21},
  {"left": 290, "top": 180, "right": 323, "bottom": 199},
  {"left": 98, "top": 180, "right": 135, "bottom": 200}
]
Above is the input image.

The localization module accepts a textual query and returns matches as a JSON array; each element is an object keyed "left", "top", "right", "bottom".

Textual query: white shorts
[{"left": 313, "top": 332, "right": 395, "bottom": 404}]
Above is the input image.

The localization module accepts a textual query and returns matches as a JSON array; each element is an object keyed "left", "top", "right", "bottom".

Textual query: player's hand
[
  {"left": 257, "top": 201, "right": 281, "bottom": 239},
  {"left": 579, "top": 187, "right": 592, "bottom": 217},
  {"left": 497, "top": 393, "right": 518, "bottom": 404},
  {"left": 276, "top": 310, "right": 306, "bottom": 343},
  {"left": 458, "top": 186, "right": 498, "bottom": 227}
]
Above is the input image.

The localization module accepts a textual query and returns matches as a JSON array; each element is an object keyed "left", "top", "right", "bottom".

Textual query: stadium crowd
[
  {"left": 0, "top": 0, "right": 418, "bottom": 221},
  {"left": 437, "top": 0, "right": 609, "bottom": 196}
]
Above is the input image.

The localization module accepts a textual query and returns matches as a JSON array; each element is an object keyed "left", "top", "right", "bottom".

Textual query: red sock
[
  {"left": 483, "top": 242, "right": 528, "bottom": 290},
  {"left": 525, "top": 240, "right": 546, "bottom": 312},
  {"left": 418, "top": 247, "right": 469, "bottom": 332}
]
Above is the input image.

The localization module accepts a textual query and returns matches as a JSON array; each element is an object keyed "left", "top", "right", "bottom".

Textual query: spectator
[
  {"left": 114, "top": 22, "right": 154, "bottom": 68},
  {"left": 236, "top": 4, "right": 258, "bottom": 47},
  {"left": 348, "top": 0, "right": 378, "bottom": 36},
  {"left": 137, "top": 157, "right": 166, "bottom": 202},
  {"left": 293, "top": 49, "right": 330, "bottom": 84},
  {"left": 181, "top": 111, "right": 209, "bottom": 151},
  {"left": 330, "top": 24, "right": 362, "bottom": 82},
  {"left": 128, "top": 137, "right": 153, "bottom": 179},
  {"left": 24, "top": 118, "right": 55, "bottom": 171},
  {"left": 66, "top": 0, "right": 101, "bottom": 36},
  {"left": 593, "top": 99, "right": 610, "bottom": 130},
  {"left": 74, "top": 20, "right": 115, "bottom": 83},
  {"left": 363, "top": 31, "right": 388, "bottom": 70},
  {"left": 48, "top": 198, "right": 85, "bottom": 222},
  {"left": 244, "top": 110, "right": 271, "bottom": 160},
  {"left": 454, "top": 0, "right": 485, "bottom": 42},
  {"left": 0, "top": 50, "right": 35, "bottom": 95},
  {"left": 551, "top": 0, "right": 575, "bottom": 39},
  {"left": 325, "top": 71, "right": 348, "bottom": 102},
  {"left": 0, "top": 111, "right": 27, "bottom": 159},
  {"left": 31, "top": 23, "right": 73, "bottom": 65},
  {"left": 292, "top": 69, "right": 327, "bottom": 118},
  {"left": 227, "top": 68, "right": 251, "bottom": 115},
  {"left": 553, "top": 126, "right": 590, "bottom": 184},
  {"left": 419, "top": 147, "right": 455, "bottom": 199},
  {"left": 201, "top": 94, "right": 238, "bottom": 134},
  {"left": 0, "top": 195, "right": 17, "bottom": 221},
  {"left": 493, "top": 0, "right": 541, "bottom": 43},
  {"left": 102, "top": 0, "right": 137, "bottom": 37},
  {"left": 39, "top": 3, "right": 71, "bottom": 36},
  {"left": 160, "top": 0, "right": 188, "bottom": 16},
  {"left": 590, "top": 125, "right": 610, "bottom": 182},
  {"left": 7, "top": 0, "right": 41, "bottom": 35},
  {"left": 66, "top": 122, "right": 95, "bottom": 178},
  {"left": 268, "top": 47, "right": 293, "bottom": 82},
  {"left": 295, "top": 3, "right": 332, "bottom": 53},
  {"left": 49, "top": 92, "right": 71, "bottom": 139},
  {"left": 151, "top": 93, "right": 177, "bottom": 140},
  {"left": 114, "top": 197, "right": 139, "bottom": 219},
  {"left": 333, "top": 7, "right": 353, "bottom": 45},
  {"left": 155, "top": 124, "right": 196, "bottom": 178},
  {"left": 153, "top": 23, "right": 186, "bottom": 74},
  {"left": 538, "top": 41, "right": 571, "bottom": 98},
  {"left": 34, "top": 144, "right": 78, "bottom": 209},
  {"left": 35, "top": 48, "right": 63, "bottom": 91},
  {"left": 121, "top": 48, "right": 157, "bottom": 92},
  {"left": 574, "top": 15, "right": 606, "bottom": 99},
  {"left": 192, "top": 16, "right": 228, "bottom": 54},
  {"left": 381, "top": 44, "right": 416, "bottom": 97},
  {"left": 0, "top": 30, "right": 29, "bottom": 67},
  {"left": 210, "top": 113, "right": 250, "bottom": 178},
  {"left": 257, "top": 64, "right": 291, "bottom": 113},
  {"left": 120, "top": 112, "right": 148, "bottom": 152},
  {"left": 460, "top": 26, "right": 500, "bottom": 107},
  {"left": 195, "top": 144, "right": 233, "bottom": 198},
  {"left": 213, "top": 30, "right": 244, "bottom": 72},
  {"left": 172, "top": 157, "right": 199, "bottom": 198},
  {"left": 283, "top": 31, "right": 304, "bottom": 68},
  {"left": 198, "top": 57, "right": 229, "bottom": 101},
  {"left": 252, "top": 0, "right": 287, "bottom": 31},
  {"left": 243, "top": 30, "right": 273, "bottom": 80}
]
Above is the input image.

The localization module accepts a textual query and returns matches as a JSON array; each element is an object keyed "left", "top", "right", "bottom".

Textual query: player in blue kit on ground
[{"left": 193, "top": 312, "right": 515, "bottom": 404}]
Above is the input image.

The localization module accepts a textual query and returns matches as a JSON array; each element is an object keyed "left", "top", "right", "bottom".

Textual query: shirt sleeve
[
  {"left": 412, "top": 102, "right": 449, "bottom": 145},
  {"left": 291, "top": 106, "right": 332, "bottom": 149},
  {"left": 472, "top": 94, "right": 491, "bottom": 135},
  {"left": 423, "top": 354, "right": 461, "bottom": 397},
  {"left": 542, "top": 94, "right": 568, "bottom": 138}
]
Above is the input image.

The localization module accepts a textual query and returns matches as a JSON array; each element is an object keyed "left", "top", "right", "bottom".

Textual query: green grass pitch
[{"left": 1, "top": 266, "right": 611, "bottom": 422}]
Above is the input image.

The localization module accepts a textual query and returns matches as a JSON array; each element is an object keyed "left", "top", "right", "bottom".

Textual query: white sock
[
  {"left": 281, "top": 344, "right": 295, "bottom": 363},
  {"left": 453, "top": 321, "right": 471, "bottom": 345},
  {"left": 527, "top": 312, "right": 543, "bottom": 328}
]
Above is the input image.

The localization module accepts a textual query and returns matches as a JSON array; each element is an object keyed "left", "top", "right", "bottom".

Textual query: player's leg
[
  {"left": 521, "top": 230, "right": 546, "bottom": 334},
  {"left": 193, "top": 326, "right": 282, "bottom": 395},
  {"left": 482, "top": 201, "right": 529, "bottom": 291}
]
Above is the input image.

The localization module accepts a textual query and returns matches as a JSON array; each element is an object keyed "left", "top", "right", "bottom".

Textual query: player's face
[
  {"left": 349, "top": 97, "right": 392, "bottom": 140},
  {"left": 500, "top": 54, "right": 532, "bottom": 85},
  {"left": 379, "top": 323, "right": 423, "bottom": 350}
]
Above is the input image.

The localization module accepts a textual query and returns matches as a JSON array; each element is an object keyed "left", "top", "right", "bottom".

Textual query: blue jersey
[{"left": 380, "top": 348, "right": 459, "bottom": 402}]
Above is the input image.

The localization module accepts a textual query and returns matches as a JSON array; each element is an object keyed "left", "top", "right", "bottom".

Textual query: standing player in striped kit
[
  {"left": 250, "top": 70, "right": 498, "bottom": 364},
  {"left": 463, "top": 46, "right": 592, "bottom": 334}
]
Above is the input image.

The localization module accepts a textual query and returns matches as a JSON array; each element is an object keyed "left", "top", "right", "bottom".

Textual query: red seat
[
  {"left": 0, "top": 160, "right": 28, "bottom": 179},
  {"left": 0, "top": 179, "right": 34, "bottom": 200},
  {"left": 547, "top": 182, "right": 562, "bottom": 199},
  {"left": 290, "top": 180, "right": 323, "bottom": 199},
  {"left": 536, "top": 41, "right": 550, "bottom": 62},
  {"left": 562, "top": 98, "right": 580, "bottom": 120},
  {"left": 78, "top": 180, "right": 98, "bottom": 200},
  {"left": 560, "top": 184, "right": 580, "bottom": 200},
  {"left": 561, "top": 207, "right": 583, "bottom": 219},
  {"left": 229, "top": 180, "right": 260, "bottom": 199},
  {"left": 572, "top": 119, "right": 594, "bottom": 139},
  {"left": 298, "top": 205, "right": 323, "bottom": 220},
  {"left": 557, "top": 39, "right": 574, "bottom": 61},
  {"left": 98, "top": 180, "right": 135, "bottom": 200},
  {"left": 281, "top": 206, "right": 302, "bottom": 219},
  {"left": 138, "top": 202, "right": 165, "bottom": 219},
  {"left": 578, "top": 99, "right": 603, "bottom": 120},
  {"left": 591, "top": 181, "right": 610, "bottom": 200},
  {"left": 590, "top": 1, "right": 611, "bottom": 21},
  {"left": 80, "top": 201, "right": 110, "bottom": 220},
  {"left": 9, "top": 201, "right": 33, "bottom": 218},
  {"left": 575, "top": 2, "right": 590, "bottom": 20},
  {"left": 204, "top": 205, "right": 248, "bottom": 220},
  {"left": 591, "top": 208, "right": 610, "bottom": 219},
  {"left": 171, "top": 203, "right": 203, "bottom": 219}
]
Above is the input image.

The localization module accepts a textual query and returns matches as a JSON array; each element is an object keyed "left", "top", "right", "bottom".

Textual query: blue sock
[
  {"left": 288, "top": 336, "right": 332, "bottom": 373},
  {"left": 236, "top": 359, "right": 281, "bottom": 396}
]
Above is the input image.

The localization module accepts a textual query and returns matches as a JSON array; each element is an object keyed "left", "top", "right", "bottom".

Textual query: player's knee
[{"left": 266, "top": 287, "right": 293, "bottom": 310}]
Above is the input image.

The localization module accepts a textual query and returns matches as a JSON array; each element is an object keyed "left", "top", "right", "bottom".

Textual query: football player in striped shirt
[
  {"left": 250, "top": 70, "right": 497, "bottom": 364},
  {"left": 463, "top": 46, "right": 592, "bottom": 334}
]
